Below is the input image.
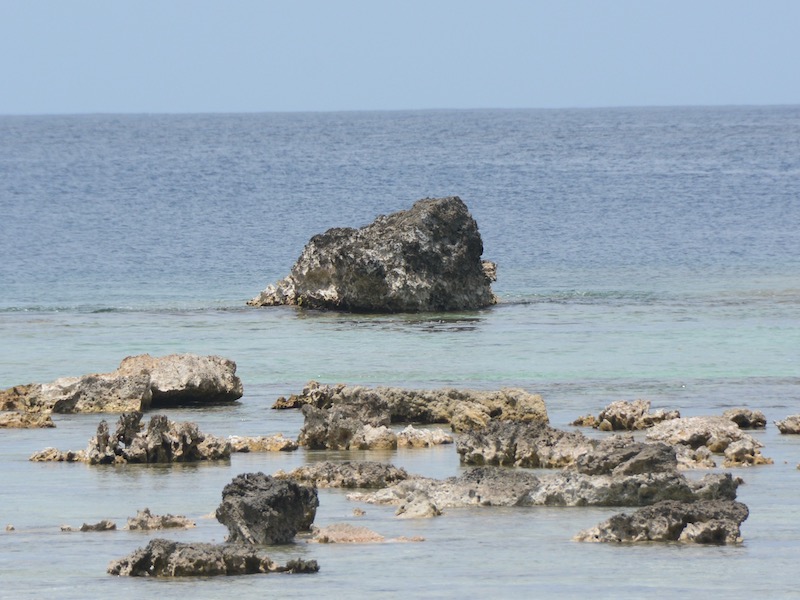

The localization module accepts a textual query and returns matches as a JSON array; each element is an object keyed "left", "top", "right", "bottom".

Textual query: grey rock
[
  {"left": 274, "top": 460, "right": 409, "bottom": 489},
  {"left": 775, "top": 415, "right": 800, "bottom": 434},
  {"left": 107, "top": 538, "right": 319, "bottom": 577},
  {"left": 572, "top": 399, "right": 680, "bottom": 431},
  {"left": 723, "top": 408, "right": 767, "bottom": 429},
  {"left": 247, "top": 196, "right": 497, "bottom": 312},
  {"left": 0, "top": 411, "right": 55, "bottom": 428},
  {"left": 575, "top": 499, "right": 749, "bottom": 544},
  {"left": 125, "top": 508, "right": 195, "bottom": 531},
  {"left": 216, "top": 473, "right": 319, "bottom": 545}
]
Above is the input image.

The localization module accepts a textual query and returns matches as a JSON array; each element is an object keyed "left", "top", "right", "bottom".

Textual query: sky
[{"left": 1, "top": 0, "right": 799, "bottom": 115}]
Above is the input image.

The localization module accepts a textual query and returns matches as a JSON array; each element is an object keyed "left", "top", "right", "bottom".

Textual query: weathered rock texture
[
  {"left": 247, "top": 196, "right": 497, "bottom": 312},
  {"left": 457, "top": 421, "right": 594, "bottom": 468},
  {"left": 310, "top": 523, "right": 385, "bottom": 544},
  {"left": 229, "top": 434, "right": 299, "bottom": 453},
  {"left": 61, "top": 520, "right": 117, "bottom": 532},
  {"left": 0, "top": 353, "right": 242, "bottom": 414},
  {"left": 107, "top": 538, "right": 319, "bottom": 577},
  {"left": 216, "top": 473, "right": 319, "bottom": 545},
  {"left": 125, "top": 508, "right": 195, "bottom": 531},
  {"left": 349, "top": 467, "right": 738, "bottom": 515},
  {"left": 29, "top": 413, "right": 231, "bottom": 465},
  {"left": 572, "top": 399, "right": 680, "bottom": 431},
  {"left": 287, "top": 381, "right": 548, "bottom": 441},
  {"left": 775, "top": 415, "right": 800, "bottom": 434},
  {"left": 575, "top": 500, "right": 749, "bottom": 544},
  {"left": 646, "top": 416, "right": 772, "bottom": 467},
  {"left": 274, "top": 461, "right": 409, "bottom": 489},
  {"left": 0, "top": 411, "right": 55, "bottom": 428}
]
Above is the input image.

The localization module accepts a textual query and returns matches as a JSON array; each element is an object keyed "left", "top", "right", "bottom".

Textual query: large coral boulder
[
  {"left": 247, "top": 196, "right": 497, "bottom": 312},
  {"left": 215, "top": 473, "right": 319, "bottom": 545}
]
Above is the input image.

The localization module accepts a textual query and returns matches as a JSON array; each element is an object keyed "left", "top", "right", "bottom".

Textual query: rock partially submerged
[
  {"left": 247, "top": 196, "right": 497, "bottom": 313},
  {"left": 575, "top": 499, "right": 749, "bottom": 544},
  {"left": 349, "top": 467, "right": 738, "bottom": 515},
  {"left": 457, "top": 421, "right": 594, "bottom": 468},
  {"left": 108, "top": 538, "right": 319, "bottom": 577},
  {"left": 286, "top": 381, "right": 548, "bottom": 436},
  {"left": 0, "top": 353, "right": 242, "bottom": 414},
  {"left": 61, "top": 520, "right": 117, "bottom": 532},
  {"left": 229, "top": 434, "right": 299, "bottom": 452},
  {"left": 724, "top": 408, "right": 767, "bottom": 429},
  {"left": 646, "top": 416, "right": 772, "bottom": 467},
  {"left": 216, "top": 473, "right": 318, "bottom": 545},
  {"left": 29, "top": 413, "right": 231, "bottom": 465},
  {"left": 571, "top": 399, "right": 680, "bottom": 431},
  {"left": 125, "top": 508, "right": 195, "bottom": 531},
  {"left": 275, "top": 461, "right": 409, "bottom": 489},
  {"left": 775, "top": 415, "right": 800, "bottom": 434},
  {"left": 0, "top": 411, "right": 55, "bottom": 428}
]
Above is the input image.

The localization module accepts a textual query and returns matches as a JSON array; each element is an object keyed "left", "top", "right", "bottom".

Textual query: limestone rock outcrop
[
  {"left": 571, "top": 399, "right": 680, "bottom": 431},
  {"left": 274, "top": 461, "right": 409, "bottom": 489},
  {"left": 575, "top": 499, "right": 749, "bottom": 544},
  {"left": 775, "top": 415, "right": 800, "bottom": 434},
  {"left": 247, "top": 196, "right": 497, "bottom": 312},
  {"left": 125, "top": 508, "right": 195, "bottom": 531},
  {"left": 107, "top": 538, "right": 319, "bottom": 577},
  {"left": 0, "top": 411, "right": 55, "bottom": 428},
  {"left": 0, "top": 353, "right": 242, "bottom": 414}
]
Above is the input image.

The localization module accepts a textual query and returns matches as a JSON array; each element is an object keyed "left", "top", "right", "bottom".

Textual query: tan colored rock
[
  {"left": 311, "top": 523, "right": 385, "bottom": 543},
  {"left": 125, "top": 508, "right": 195, "bottom": 531},
  {"left": 29, "top": 447, "right": 86, "bottom": 462},
  {"left": 0, "top": 411, "right": 55, "bottom": 428},
  {"left": 229, "top": 434, "right": 298, "bottom": 452},
  {"left": 775, "top": 415, "right": 800, "bottom": 434},
  {"left": 396, "top": 425, "right": 453, "bottom": 448}
]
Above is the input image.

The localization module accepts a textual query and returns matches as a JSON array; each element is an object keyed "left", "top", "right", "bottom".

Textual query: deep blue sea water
[{"left": 1, "top": 106, "right": 799, "bottom": 598}]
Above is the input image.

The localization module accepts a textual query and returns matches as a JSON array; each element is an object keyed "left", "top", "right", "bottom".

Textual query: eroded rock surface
[
  {"left": 125, "top": 508, "right": 195, "bottom": 531},
  {"left": 107, "top": 538, "right": 319, "bottom": 577},
  {"left": 0, "top": 411, "right": 55, "bottom": 428},
  {"left": 572, "top": 399, "right": 680, "bottom": 431},
  {"left": 247, "top": 196, "right": 497, "bottom": 313},
  {"left": 229, "top": 434, "right": 299, "bottom": 452},
  {"left": 216, "top": 473, "right": 318, "bottom": 545},
  {"left": 0, "top": 353, "right": 242, "bottom": 414},
  {"left": 775, "top": 415, "right": 800, "bottom": 434},
  {"left": 575, "top": 499, "right": 749, "bottom": 544},
  {"left": 724, "top": 408, "right": 767, "bottom": 429},
  {"left": 274, "top": 461, "right": 409, "bottom": 489}
]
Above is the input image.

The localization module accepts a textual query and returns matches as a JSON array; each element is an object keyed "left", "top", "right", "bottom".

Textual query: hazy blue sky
[{"left": 2, "top": 0, "right": 799, "bottom": 114}]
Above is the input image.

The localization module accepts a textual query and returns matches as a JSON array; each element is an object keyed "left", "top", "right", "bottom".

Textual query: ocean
[{"left": 0, "top": 106, "right": 798, "bottom": 598}]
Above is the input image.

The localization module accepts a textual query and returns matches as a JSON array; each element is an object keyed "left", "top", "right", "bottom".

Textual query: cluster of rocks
[
  {"left": 0, "top": 354, "right": 243, "bottom": 417},
  {"left": 247, "top": 196, "right": 497, "bottom": 313},
  {"left": 275, "top": 461, "right": 410, "bottom": 489},
  {"left": 30, "top": 412, "right": 231, "bottom": 465},
  {"left": 110, "top": 472, "right": 320, "bottom": 577},
  {"left": 281, "top": 381, "right": 547, "bottom": 452},
  {"left": 59, "top": 508, "right": 195, "bottom": 534},
  {"left": 228, "top": 434, "right": 299, "bottom": 452}
]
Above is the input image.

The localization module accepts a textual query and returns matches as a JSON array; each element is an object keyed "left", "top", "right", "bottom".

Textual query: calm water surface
[{"left": 1, "top": 106, "right": 799, "bottom": 598}]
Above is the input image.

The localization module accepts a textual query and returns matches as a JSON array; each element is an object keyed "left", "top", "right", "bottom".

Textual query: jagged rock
[
  {"left": 84, "top": 413, "right": 231, "bottom": 465},
  {"left": 115, "top": 354, "right": 243, "bottom": 406},
  {"left": 575, "top": 499, "right": 749, "bottom": 544},
  {"left": 286, "top": 381, "right": 548, "bottom": 433},
  {"left": 348, "top": 467, "right": 738, "bottom": 514},
  {"left": 457, "top": 421, "right": 594, "bottom": 468},
  {"left": 229, "top": 434, "right": 299, "bottom": 452},
  {"left": 274, "top": 461, "right": 409, "bottom": 489},
  {"left": 396, "top": 425, "right": 453, "bottom": 448},
  {"left": 572, "top": 399, "right": 680, "bottom": 431},
  {"left": 646, "top": 416, "right": 772, "bottom": 467},
  {"left": 775, "top": 415, "right": 800, "bottom": 434},
  {"left": 0, "top": 411, "right": 55, "bottom": 428},
  {"left": 0, "top": 353, "right": 242, "bottom": 414},
  {"left": 247, "top": 196, "right": 497, "bottom": 313},
  {"left": 572, "top": 436, "right": 679, "bottom": 476},
  {"left": 395, "top": 494, "right": 442, "bottom": 519},
  {"left": 125, "top": 508, "right": 195, "bottom": 530},
  {"left": 216, "top": 473, "right": 318, "bottom": 545},
  {"left": 723, "top": 408, "right": 767, "bottom": 429},
  {"left": 107, "top": 538, "right": 319, "bottom": 577}
]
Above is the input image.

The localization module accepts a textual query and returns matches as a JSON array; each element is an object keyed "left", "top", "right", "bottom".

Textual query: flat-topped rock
[
  {"left": 572, "top": 399, "right": 680, "bottom": 431},
  {"left": 274, "top": 461, "right": 409, "bottom": 489},
  {"left": 247, "top": 196, "right": 497, "bottom": 312},
  {"left": 0, "top": 353, "right": 242, "bottom": 414}
]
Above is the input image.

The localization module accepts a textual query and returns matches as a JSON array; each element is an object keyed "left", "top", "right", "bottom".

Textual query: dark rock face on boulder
[
  {"left": 216, "top": 473, "right": 319, "bottom": 545},
  {"left": 575, "top": 499, "right": 749, "bottom": 544},
  {"left": 107, "top": 538, "right": 319, "bottom": 577},
  {"left": 247, "top": 196, "right": 497, "bottom": 312}
]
